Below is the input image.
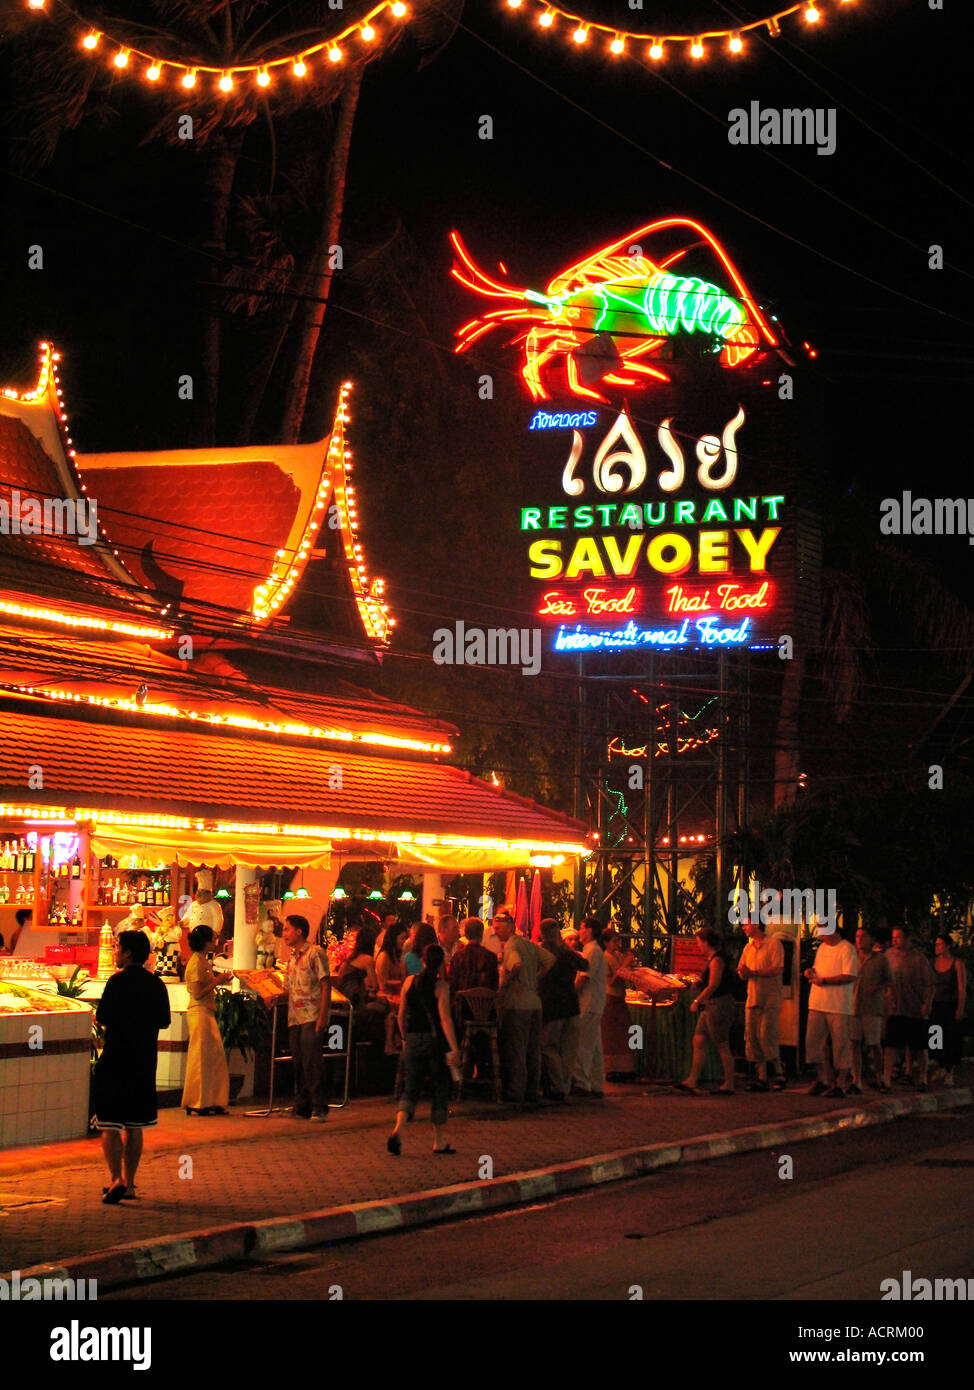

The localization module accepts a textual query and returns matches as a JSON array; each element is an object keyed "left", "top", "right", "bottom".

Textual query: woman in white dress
[{"left": 181, "top": 925, "right": 231, "bottom": 1115}]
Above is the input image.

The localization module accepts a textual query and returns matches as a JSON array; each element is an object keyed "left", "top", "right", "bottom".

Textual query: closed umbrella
[{"left": 529, "top": 869, "right": 543, "bottom": 941}]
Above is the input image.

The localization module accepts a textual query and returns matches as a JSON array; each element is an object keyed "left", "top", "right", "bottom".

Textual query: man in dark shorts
[
  {"left": 882, "top": 925, "right": 935, "bottom": 1093},
  {"left": 93, "top": 930, "right": 172, "bottom": 1203}
]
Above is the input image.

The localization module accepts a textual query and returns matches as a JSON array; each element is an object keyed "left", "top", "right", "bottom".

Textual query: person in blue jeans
[{"left": 387, "top": 943, "right": 460, "bottom": 1155}]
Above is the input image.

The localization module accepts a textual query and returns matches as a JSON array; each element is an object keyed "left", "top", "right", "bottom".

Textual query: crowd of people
[
  {"left": 87, "top": 906, "right": 968, "bottom": 1188},
  {"left": 676, "top": 919, "right": 967, "bottom": 1098}
]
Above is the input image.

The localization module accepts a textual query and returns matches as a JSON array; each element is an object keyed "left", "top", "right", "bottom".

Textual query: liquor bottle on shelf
[
  {"left": 145, "top": 880, "right": 155, "bottom": 906},
  {"left": 162, "top": 879, "right": 170, "bottom": 906},
  {"left": 71, "top": 854, "right": 81, "bottom": 880},
  {"left": 137, "top": 879, "right": 146, "bottom": 905},
  {"left": 15, "top": 841, "right": 25, "bottom": 873},
  {"left": 25, "top": 842, "right": 35, "bottom": 872}
]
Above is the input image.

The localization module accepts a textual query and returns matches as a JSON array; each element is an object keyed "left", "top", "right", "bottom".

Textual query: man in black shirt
[
  {"left": 93, "top": 930, "right": 171, "bottom": 1203},
  {"left": 538, "top": 918, "right": 589, "bottom": 1101}
]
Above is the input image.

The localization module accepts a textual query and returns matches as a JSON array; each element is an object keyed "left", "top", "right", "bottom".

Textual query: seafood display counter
[{"left": 0, "top": 978, "right": 92, "bottom": 1146}]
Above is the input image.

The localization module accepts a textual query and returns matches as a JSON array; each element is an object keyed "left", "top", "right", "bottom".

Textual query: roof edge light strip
[
  {"left": 327, "top": 383, "right": 395, "bottom": 644},
  {"left": 9, "top": 685, "right": 452, "bottom": 755},
  {"left": 0, "top": 599, "right": 173, "bottom": 641}
]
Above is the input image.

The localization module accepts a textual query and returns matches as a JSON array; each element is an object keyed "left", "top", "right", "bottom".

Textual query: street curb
[{"left": 9, "top": 1087, "right": 970, "bottom": 1293}]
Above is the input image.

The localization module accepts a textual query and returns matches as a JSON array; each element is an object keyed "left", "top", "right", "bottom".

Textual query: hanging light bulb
[
  {"left": 690, "top": 37, "right": 704, "bottom": 58},
  {"left": 219, "top": 71, "right": 233, "bottom": 91},
  {"left": 573, "top": 25, "right": 588, "bottom": 43},
  {"left": 28, "top": 0, "right": 46, "bottom": 11},
  {"left": 649, "top": 39, "right": 663, "bottom": 59},
  {"left": 804, "top": 4, "right": 820, "bottom": 21},
  {"left": 767, "top": 17, "right": 781, "bottom": 35},
  {"left": 729, "top": 33, "right": 743, "bottom": 53},
  {"left": 292, "top": 58, "right": 307, "bottom": 76},
  {"left": 182, "top": 69, "right": 197, "bottom": 87},
  {"left": 113, "top": 49, "right": 130, "bottom": 68},
  {"left": 539, "top": 8, "right": 554, "bottom": 25},
  {"left": 391, "top": 1, "right": 407, "bottom": 15},
  {"left": 82, "top": 31, "right": 100, "bottom": 49},
  {"left": 256, "top": 67, "right": 271, "bottom": 85},
  {"left": 506, "top": 0, "right": 522, "bottom": 7},
  {"left": 146, "top": 61, "right": 161, "bottom": 80},
  {"left": 610, "top": 34, "right": 624, "bottom": 54},
  {"left": 328, "top": 45, "right": 342, "bottom": 61},
  {"left": 360, "top": 23, "right": 375, "bottom": 40}
]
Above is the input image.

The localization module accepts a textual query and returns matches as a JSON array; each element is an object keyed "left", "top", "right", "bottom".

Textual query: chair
[{"left": 455, "top": 988, "right": 502, "bottom": 1103}]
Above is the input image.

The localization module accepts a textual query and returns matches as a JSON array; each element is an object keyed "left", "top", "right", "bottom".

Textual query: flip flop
[
  {"left": 386, "top": 1133, "right": 402, "bottom": 1156},
  {"left": 433, "top": 1144, "right": 457, "bottom": 1154},
  {"left": 102, "top": 1184, "right": 126, "bottom": 1205},
  {"left": 102, "top": 1186, "right": 137, "bottom": 1199}
]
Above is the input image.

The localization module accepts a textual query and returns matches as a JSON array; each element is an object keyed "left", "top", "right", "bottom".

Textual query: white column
[
  {"left": 233, "top": 865, "right": 257, "bottom": 970},
  {"left": 421, "top": 872, "right": 443, "bottom": 924}
]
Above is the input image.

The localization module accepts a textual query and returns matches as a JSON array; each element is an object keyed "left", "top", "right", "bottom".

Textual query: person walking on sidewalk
[
  {"left": 573, "top": 918, "right": 607, "bottom": 1097},
  {"left": 882, "top": 925, "right": 935, "bottom": 1093},
  {"left": 282, "top": 914, "right": 331, "bottom": 1122},
  {"left": 804, "top": 926, "right": 859, "bottom": 1097},
  {"left": 494, "top": 908, "right": 554, "bottom": 1103},
  {"left": 93, "top": 930, "right": 171, "bottom": 1203},
  {"left": 738, "top": 919, "right": 785, "bottom": 1091},
  {"left": 387, "top": 943, "right": 461, "bottom": 1155},
  {"left": 850, "top": 925, "right": 891, "bottom": 1093},
  {"left": 677, "top": 927, "right": 736, "bottom": 1096}
]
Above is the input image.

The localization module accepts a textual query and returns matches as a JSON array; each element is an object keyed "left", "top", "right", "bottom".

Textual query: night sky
[{"left": 1, "top": 0, "right": 971, "bottom": 756}]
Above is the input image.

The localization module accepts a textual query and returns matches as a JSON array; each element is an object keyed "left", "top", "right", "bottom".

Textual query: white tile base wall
[{"left": 0, "top": 1004, "right": 92, "bottom": 1146}]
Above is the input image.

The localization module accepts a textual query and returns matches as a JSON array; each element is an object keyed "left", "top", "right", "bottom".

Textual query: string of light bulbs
[
  {"left": 502, "top": 0, "right": 857, "bottom": 60},
  {"left": 23, "top": 0, "right": 409, "bottom": 91}
]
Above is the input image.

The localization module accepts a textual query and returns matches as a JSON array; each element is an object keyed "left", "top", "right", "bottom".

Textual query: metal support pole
[{"left": 715, "top": 651, "right": 729, "bottom": 931}]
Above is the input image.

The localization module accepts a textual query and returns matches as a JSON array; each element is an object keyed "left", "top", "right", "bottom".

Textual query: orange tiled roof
[{"left": 0, "top": 702, "right": 584, "bottom": 846}]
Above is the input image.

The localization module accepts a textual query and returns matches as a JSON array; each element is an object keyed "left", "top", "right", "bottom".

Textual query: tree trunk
[
  {"left": 279, "top": 61, "right": 364, "bottom": 444},
  {"left": 198, "top": 126, "right": 246, "bottom": 446},
  {"left": 773, "top": 652, "right": 806, "bottom": 808}
]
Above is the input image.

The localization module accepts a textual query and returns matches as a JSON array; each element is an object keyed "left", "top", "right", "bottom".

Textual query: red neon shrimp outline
[{"left": 451, "top": 217, "right": 779, "bottom": 403}]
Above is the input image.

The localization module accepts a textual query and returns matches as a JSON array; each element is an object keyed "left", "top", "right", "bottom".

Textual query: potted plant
[{"left": 215, "top": 987, "right": 267, "bottom": 1101}]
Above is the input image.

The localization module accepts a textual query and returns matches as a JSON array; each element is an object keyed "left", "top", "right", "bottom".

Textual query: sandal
[
  {"left": 386, "top": 1133, "right": 402, "bottom": 1156},
  {"left": 102, "top": 1184, "right": 126, "bottom": 1205},
  {"left": 433, "top": 1144, "right": 456, "bottom": 1154}
]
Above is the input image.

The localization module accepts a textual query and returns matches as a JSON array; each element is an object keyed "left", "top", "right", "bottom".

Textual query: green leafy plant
[
  {"left": 214, "top": 987, "right": 267, "bottom": 1063},
  {"left": 54, "top": 966, "right": 91, "bottom": 1000}
]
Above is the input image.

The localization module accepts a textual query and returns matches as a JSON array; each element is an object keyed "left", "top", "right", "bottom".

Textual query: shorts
[
  {"left": 806, "top": 1010, "right": 852, "bottom": 1072},
  {"left": 745, "top": 1000, "right": 781, "bottom": 1062},
  {"left": 884, "top": 1015, "right": 928, "bottom": 1052},
  {"left": 694, "top": 993, "right": 734, "bottom": 1047},
  {"left": 851, "top": 1015, "right": 883, "bottom": 1047}
]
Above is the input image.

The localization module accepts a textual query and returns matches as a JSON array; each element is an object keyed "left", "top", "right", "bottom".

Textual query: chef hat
[
  {"left": 129, "top": 904, "right": 146, "bottom": 921},
  {"left": 195, "top": 868, "right": 214, "bottom": 893}
]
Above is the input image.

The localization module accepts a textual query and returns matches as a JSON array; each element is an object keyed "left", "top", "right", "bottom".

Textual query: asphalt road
[{"left": 104, "top": 1107, "right": 974, "bottom": 1303}]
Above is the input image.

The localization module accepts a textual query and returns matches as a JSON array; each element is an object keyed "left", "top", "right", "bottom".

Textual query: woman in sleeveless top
[
  {"left": 387, "top": 943, "right": 460, "bottom": 1155},
  {"left": 675, "top": 927, "right": 736, "bottom": 1096},
  {"left": 930, "top": 934, "right": 966, "bottom": 1085}
]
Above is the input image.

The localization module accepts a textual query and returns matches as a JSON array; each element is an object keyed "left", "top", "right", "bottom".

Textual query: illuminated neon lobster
[{"left": 451, "top": 217, "right": 778, "bottom": 403}]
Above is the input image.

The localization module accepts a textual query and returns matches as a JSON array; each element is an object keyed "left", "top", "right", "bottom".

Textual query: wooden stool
[{"left": 455, "top": 988, "right": 502, "bottom": 1103}]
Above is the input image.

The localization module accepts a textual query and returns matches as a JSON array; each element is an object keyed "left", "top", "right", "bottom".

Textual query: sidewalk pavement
[{"left": 1, "top": 1077, "right": 970, "bottom": 1292}]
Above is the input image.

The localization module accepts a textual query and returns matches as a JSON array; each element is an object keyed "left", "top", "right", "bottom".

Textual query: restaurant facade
[{"left": 0, "top": 341, "right": 588, "bottom": 1145}]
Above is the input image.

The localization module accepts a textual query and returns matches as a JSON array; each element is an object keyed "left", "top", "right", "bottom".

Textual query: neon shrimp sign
[{"left": 451, "top": 217, "right": 777, "bottom": 403}]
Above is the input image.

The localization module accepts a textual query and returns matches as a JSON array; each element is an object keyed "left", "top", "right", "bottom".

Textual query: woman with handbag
[{"left": 386, "top": 943, "right": 460, "bottom": 1155}]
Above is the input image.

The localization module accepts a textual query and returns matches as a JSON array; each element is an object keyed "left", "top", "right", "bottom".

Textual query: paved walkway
[{"left": 1, "top": 1077, "right": 969, "bottom": 1285}]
